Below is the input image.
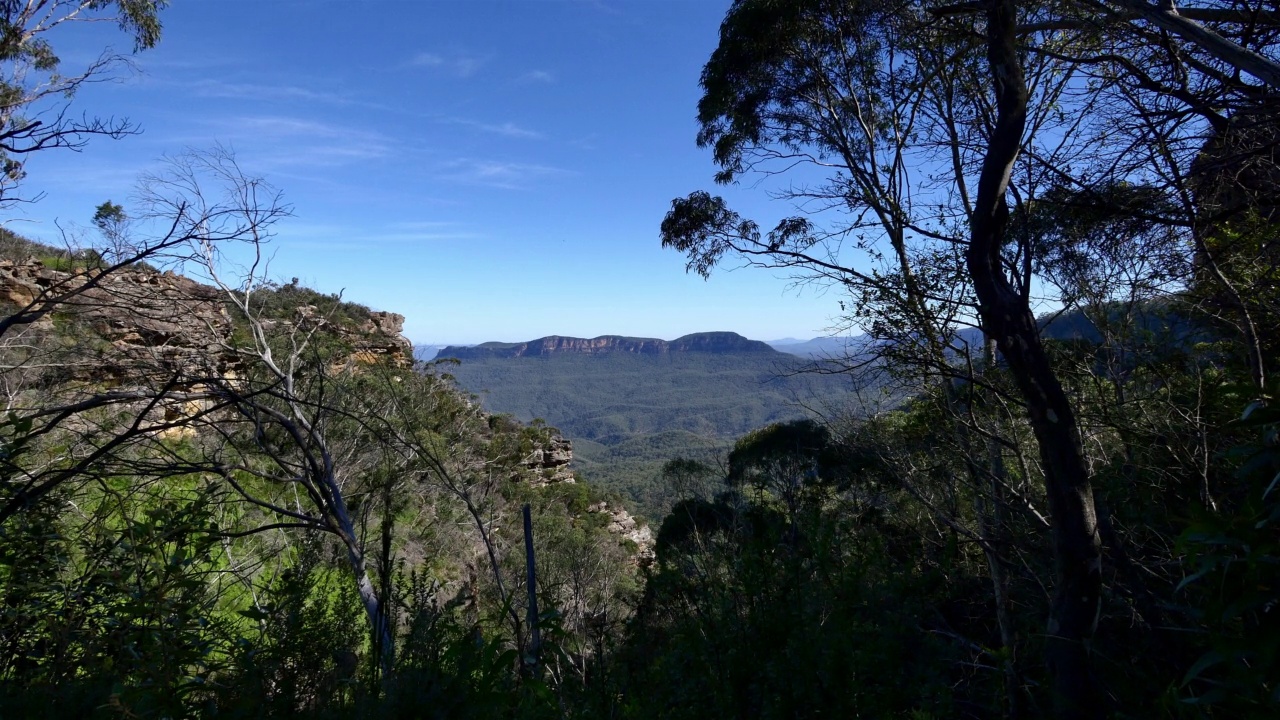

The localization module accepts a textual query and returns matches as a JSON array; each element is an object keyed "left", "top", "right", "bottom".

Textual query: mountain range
[
  {"left": 415, "top": 333, "right": 865, "bottom": 362},
  {"left": 437, "top": 331, "right": 776, "bottom": 360},
  {"left": 418, "top": 307, "right": 1196, "bottom": 518},
  {"left": 428, "top": 331, "right": 870, "bottom": 518}
]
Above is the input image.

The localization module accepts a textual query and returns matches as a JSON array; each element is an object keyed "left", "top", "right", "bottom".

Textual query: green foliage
[
  {"left": 0, "top": 227, "right": 108, "bottom": 271},
  {"left": 616, "top": 485, "right": 959, "bottom": 719},
  {"left": 249, "top": 280, "right": 374, "bottom": 328},
  {"left": 1190, "top": 214, "right": 1280, "bottom": 370},
  {"left": 695, "top": 0, "right": 894, "bottom": 185},
  {"left": 0, "top": 485, "right": 232, "bottom": 719},
  {"left": 1177, "top": 396, "right": 1280, "bottom": 712},
  {"left": 1020, "top": 182, "right": 1184, "bottom": 306},
  {"left": 575, "top": 431, "right": 725, "bottom": 520},
  {"left": 728, "top": 418, "right": 837, "bottom": 491},
  {"left": 213, "top": 543, "right": 370, "bottom": 716}
]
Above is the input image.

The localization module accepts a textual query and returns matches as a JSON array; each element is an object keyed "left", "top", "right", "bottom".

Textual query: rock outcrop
[
  {"left": 588, "top": 500, "right": 655, "bottom": 565},
  {"left": 294, "top": 303, "right": 414, "bottom": 368},
  {"left": 1, "top": 257, "right": 237, "bottom": 381},
  {"left": 520, "top": 434, "right": 576, "bottom": 485},
  {"left": 517, "top": 433, "right": 655, "bottom": 562},
  {"left": 439, "top": 331, "right": 776, "bottom": 360},
  {"left": 0, "top": 258, "right": 414, "bottom": 379}
]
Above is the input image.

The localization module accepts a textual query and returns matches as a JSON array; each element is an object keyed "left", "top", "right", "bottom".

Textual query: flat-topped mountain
[
  {"left": 432, "top": 330, "right": 872, "bottom": 519},
  {"left": 438, "top": 331, "right": 775, "bottom": 360}
]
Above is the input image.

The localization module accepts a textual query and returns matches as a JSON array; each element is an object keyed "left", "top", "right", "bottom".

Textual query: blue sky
[{"left": 6, "top": 0, "right": 845, "bottom": 345}]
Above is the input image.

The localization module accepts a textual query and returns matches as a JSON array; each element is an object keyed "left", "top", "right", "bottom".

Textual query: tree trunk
[
  {"left": 970, "top": 3, "right": 1103, "bottom": 717},
  {"left": 1104, "top": 0, "right": 1280, "bottom": 89},
  {"left": 334, "top": 498, "right": 395, "bottom": 681}
]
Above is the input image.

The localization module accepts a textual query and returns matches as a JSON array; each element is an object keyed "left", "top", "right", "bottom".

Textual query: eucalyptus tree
[
  {"left": 666, "top": 0, "right": 1280, "bottom": 711},
  {"left": 998, "top": 0, "right": 1280, "bottom": 392},
  {"left": 0, "top": 0, "right": 167, "bottom": 206},
  {"left": 139, "top": 149, "right": 407, "bottom": 680},
  {"left": 660, "top": 1, "right": 1109, "bottom": 715}
]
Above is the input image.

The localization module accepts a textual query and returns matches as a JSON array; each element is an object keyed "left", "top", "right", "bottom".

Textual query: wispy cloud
[
  {"left": 25, "top": 159, "right": 153, "bottom": 197},
  {"left": 188, "top": 79, "right": 354, "bottom": 105},
  {"left": 442, "top": 117, "right": 542, "bottom": 139},
  {"left": 437, "top": 159, "right": 571, "bottom": 190},
  {"left": 568, "top": 133, "right": 600, "bottom": 151},
  {"left": 229, "top": 116, "right": 381, "bottom": 141},
  {"left": 570, "top": 0, "right": 625, "bottom": 16},
  {"left": 136, "top": 53, "right": 248, "bottom": 72},
  {"left": 278, "top": 220, "right": 482, "bottom": 249},
  {"left": 179, "top": 115, "right": 395, "bottom": 173},
  {"left": 387, "top": 221, "right": 465, "bottom": 231},
  {"left": 518, "top": 70, "right": 555, "bottom": 84},
  {"left": 480, "top": 121, "right": 542, "bottom": 139},
  {"left": 409, "top": 51, "right": 487, "bottom": 78}
]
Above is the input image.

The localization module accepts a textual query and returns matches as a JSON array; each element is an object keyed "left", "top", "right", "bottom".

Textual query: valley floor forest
[{"left": 2, "top": 1, "right": 1280, "bottom": 719}]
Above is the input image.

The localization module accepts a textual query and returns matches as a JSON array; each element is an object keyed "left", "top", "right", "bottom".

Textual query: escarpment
[
  {"left": 438, "top": 331, "right": 776, "bottom": 360},
  {"left": 1, "top": 257, "right": 237, "bottom": 382},
  {"left": 0, "top": 256, "right": 414, "bottom": 382}
]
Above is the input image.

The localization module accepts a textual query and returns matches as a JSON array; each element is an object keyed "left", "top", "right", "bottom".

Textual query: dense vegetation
[
  {"left": 3, "top": 1, "right": 1280, "bottom": 719},
  {"left": 0, "top": 222, "right": 650, "bottom": 717}
]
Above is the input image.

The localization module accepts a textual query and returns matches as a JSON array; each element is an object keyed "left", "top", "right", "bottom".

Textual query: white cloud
[
  {"left": 277, "top": 220, "right": 482, "bottom": 248},
  {"left": 177, "top": 116, "right": 395, "bottom": 175},
  {"left": 437, "top": 159, "right": 571, "bottom": 190},
  {"left": 230, "top": 116, "right": 378, "bottom": 140},
  {"left": 409, "top": 51, "right": 487, "bottom": 78},
  {"left": 442, "top": 117, "right": 542, "bottom": 139},
  {"left": 388, "top": 220, "right": 465, "bottom": 231},
  {"left": 188, "top": 80, "right": 353, "bottom": 105},
  {"left": 519, "top": 70, "right": 554, "bottom": 84},
  {"left": 569, "top": 133, "right": 600, "bottom": 151},
  {"left": 481, "top": 121, "right": 542, "bottom": 139}
]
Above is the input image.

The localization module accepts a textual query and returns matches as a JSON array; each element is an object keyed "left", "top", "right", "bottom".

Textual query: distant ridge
[
  {"left": 413, "top": 344, "right": 448, "bottom": 362},
  {"left": 437, "top": 331, "right": 776, "bottom": 360},
  {"left": 768, "top": 335, "right": 873, "bottom": 358}
]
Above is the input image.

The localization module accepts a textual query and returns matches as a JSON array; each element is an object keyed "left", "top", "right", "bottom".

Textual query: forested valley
[{"left": 3, "top": 1, "right": 1280, "bottom": 718}]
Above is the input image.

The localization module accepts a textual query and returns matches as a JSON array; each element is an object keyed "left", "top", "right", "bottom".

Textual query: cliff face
[
  {"left": 439, "top": 331, "right": 776, "bottom": 360},
  {"left": 292, "top": 302, "right": 414, "bottom": 369},
  {"left": 0, "top": 257, "right": 414, "bottom": 379},
  {"left": 1, "top": 257, "right": 237, "bottom": 381}
]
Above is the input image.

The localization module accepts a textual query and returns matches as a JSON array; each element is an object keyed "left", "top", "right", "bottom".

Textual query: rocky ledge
[
  {"left": 518, "top": 433, "right": 654, "bottom": 563},
  {"left": 520, "top": 434, "right": 576, "bottom": 485},
  {"left": 588, "top": 500, "right": 655, "bottom": 565},
  {"left": 1, "top": 257, "right": 236, "bottom": 381},
  {"left": 0, "top": 257, "right": 414, "bottom": 380}
]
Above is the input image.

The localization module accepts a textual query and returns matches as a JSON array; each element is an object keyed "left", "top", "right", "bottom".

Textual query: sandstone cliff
[
  {"left": 0, "top": 257, "right": 413, "bottom": 380},
  {"left": 1, "top": 257, "right": 237, "bottom": 382},
  {"left": 438, "top": 331, "right": 776, "bottom": 360}
]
